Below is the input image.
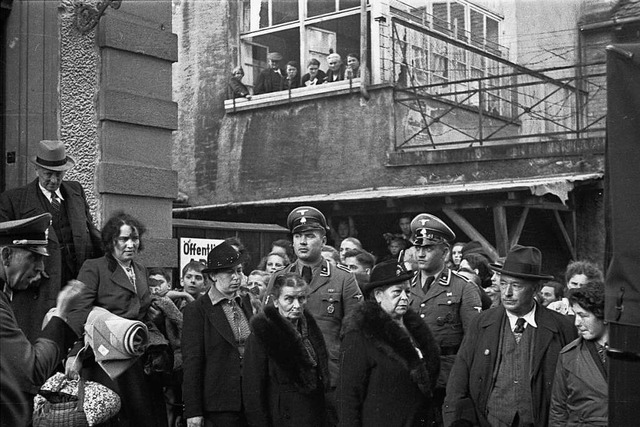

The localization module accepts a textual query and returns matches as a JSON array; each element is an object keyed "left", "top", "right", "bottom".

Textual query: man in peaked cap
[
  {"left": 406, "top": 213, "right": 482, "bottom": 426},
  {"left": 254, "top": 51, "right": 286, "bottom": 94},
  {"left": 444, "top": 245, "right": 576, "bottom": 427},
  {"left": 0, "top": 214, "right": 83, "bottom": 418},
  {"left": 265, "top": 206, "right": 362, "bottom": 425},
  {"left": 0, "top": 140, "right": 102, "bottom": 342}
]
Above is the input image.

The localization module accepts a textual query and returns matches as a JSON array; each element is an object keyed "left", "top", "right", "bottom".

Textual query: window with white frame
[{"left": 240, "top": 0, "right": 369, "bottom": 92}]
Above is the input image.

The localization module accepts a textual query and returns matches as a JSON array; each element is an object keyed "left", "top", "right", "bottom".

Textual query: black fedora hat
[
  {"left": 202, "top": 241, "right": 241, "bottom": 274},
  {"left": 489, "top": 245, "right": 553, "bottom": 280},
  {"left": 363, "top": 260, "right": 414, "bottom": 295}
]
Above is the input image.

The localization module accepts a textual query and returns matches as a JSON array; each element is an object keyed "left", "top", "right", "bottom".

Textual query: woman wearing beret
[
  {"left": 337, "top": 261, "right": 440, "bottom": 427},
  {"left": 242, "top": 272, "right": 329, "bottom": 427},
  {"left": 182, "top": 241, "right": 253, "bottom": 427}
]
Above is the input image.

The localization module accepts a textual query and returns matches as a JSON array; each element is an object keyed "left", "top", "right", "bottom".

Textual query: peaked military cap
[
  {"left": 267, "top": 52, "right": 283, "bottom": 61},
  {"left": 202, "top": 241, "right": 242, "bottom": 273},
  {"left": 411, "top": 213, "right": 456, "bottom": 246},
  {"left": 0, "top": 213, "right": 51, "bottom": 256},
  {"left": 287, "top": 206, "right": 329, "bottom": 234},
  {"left": 363, "top": 260, "right": 413, "bottom": 295}
]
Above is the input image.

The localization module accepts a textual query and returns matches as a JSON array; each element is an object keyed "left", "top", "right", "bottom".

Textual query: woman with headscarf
[
  {"left": 66, "top": 211, "right": 167, "bottom": 427},
  {"left": 337, "top": 261, "right": 440, "bottom": 427},
  {"left": 243, "top": 273, "right": 329, "bottom": 427},
  {"left": 182, "top": 241, "right": 253, "bottom": 427}
]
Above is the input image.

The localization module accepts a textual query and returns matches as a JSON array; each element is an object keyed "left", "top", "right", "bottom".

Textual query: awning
[{"left": 174, "top": 172, "right": 603, "bottom": 214}]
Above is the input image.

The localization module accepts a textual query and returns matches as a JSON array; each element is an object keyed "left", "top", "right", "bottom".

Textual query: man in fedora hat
[
  {"left": 443, "top": 245, "right": 577, "bottom": 427},
  {"left": 0, "top": 214, "right": 83, "bottom": 419},
  {"left": 254, "top": 51, "right": 286, "bottom": 94},
  {"left": 0, "top": 140, "right": 101, "bottom": 342}
]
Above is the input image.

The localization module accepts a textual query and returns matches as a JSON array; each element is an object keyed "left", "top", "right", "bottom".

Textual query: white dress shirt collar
[{"left": 505, "top": 303, "right": 538, "bottom": 330}]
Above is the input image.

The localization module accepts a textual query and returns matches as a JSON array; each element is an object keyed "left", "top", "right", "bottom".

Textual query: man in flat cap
[
  {"left": 265, "top": 206, "right": 362, "bottom": 425},
  {"left": 0, "top": 213, "right": 83, "bottom": 419},
  {"left": 0, "top": 140, "right": 101, "bottom": 342},
  {"left": 444, "top": 245, "right": 576, "bottom": 427},
  {"left": 254, "top": 51, "right": 286, "bottom": 94},
  {"left": 325, "top": 53, "right": 346, "bottom": 83},
  {"left": 407, "top": 213, "right": 482, "bottom": 426}
]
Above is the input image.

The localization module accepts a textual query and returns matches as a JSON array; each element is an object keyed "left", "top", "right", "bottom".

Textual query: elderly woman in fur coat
[
  {"left": 337, "top": 261, "right": 440, "bottom": 427},
  {"left": 243, "top": 272, "right": 330, "bottom": 427}
]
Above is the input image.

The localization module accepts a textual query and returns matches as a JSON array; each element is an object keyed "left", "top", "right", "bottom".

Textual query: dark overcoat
[
  {"left": 0, "top": 287, "right": 77, "bottom": 397},
  {"left": 337, "top": 301, "right": 441, "bottom": 427},
  {"left": 182, "top": 291, "right": 253, "bottom": 418},
  {"left": 254, "top": 68, "right": 285, "bottom": 94},
  {"left": 243, "top": 306, "right": 330, "bottom": 427},
  {"left": 443, "top": 304, "right": 577, "bottom": 427},
  {"left": 66, "top": 256, "right": 166, "bottom": 427},
  {"left": 266, "top": 259, "right": 362, "bottom": 386},
  {"left": 0, "top": 179, "right": 102, "bottom": 341}
]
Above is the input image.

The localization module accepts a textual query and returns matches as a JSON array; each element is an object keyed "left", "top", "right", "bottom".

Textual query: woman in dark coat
[
  {"left": 229, "top": 66, "right": 251, "bottom": 100},
  {"left": 243, "top": 273, "right": 330, "bottom": 427},
  {"left": 182, "top": 241, "right": 253, "bottom": 427},
  {"left": 337, "top": 261, "right": 440, "bottom": 427},
  {"left": 66, "top": 211, "right": 167, "bottom": 427}
]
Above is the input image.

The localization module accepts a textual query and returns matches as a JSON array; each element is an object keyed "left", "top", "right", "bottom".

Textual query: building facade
[
  {"left": 171, "top": 0, "right": 633, "bottom": 277},
  {"left": 1, "top": 0, "right": 178, "bottom": 268}
]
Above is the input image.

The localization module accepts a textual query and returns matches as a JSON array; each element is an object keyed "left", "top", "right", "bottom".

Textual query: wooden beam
[
  {"left": 493, "top": 206, "right": 509, "bottom": 256},
  {"left": 442, "top": 207, "right": 499, "bottom": 261},
  {"left": 509, "top": 207, "right": 529, "bottom": 248},
  {"left": 553, "top": 210, "right": 576, "bottom": 259}
]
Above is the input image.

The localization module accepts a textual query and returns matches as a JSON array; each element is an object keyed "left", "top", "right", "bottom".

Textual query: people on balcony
[
  {"left": 325, "top": 53, "right": 346, "bottom": 83},
  {"left": 345, "top": 53, "right": 361, "bottom": 79},
  {"left": 254, "top": 52, "right": 285, "bottom": 95},
  {"left": 301, "top": 58, "right": 326, "bottom": 87},
  {"left": 228, "top": 66, "right": 251, "bottom": 100},
  {"left": 285, "top": 61, "right": 301, "bottom": 90}
]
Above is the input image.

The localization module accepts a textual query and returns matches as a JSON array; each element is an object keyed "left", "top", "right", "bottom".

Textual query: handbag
[{"left": 33, "top": 372, "right": 121, "bottom": 427}]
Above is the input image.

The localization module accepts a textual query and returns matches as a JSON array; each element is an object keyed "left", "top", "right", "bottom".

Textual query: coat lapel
[
  {"left": 203, "top": 293, "right": 237, "bottom": 346},
  {"left": 60, "top": 182, "right": 87, "bottom": 259},
  {"left": 110, "top": 264, "right": 137, "bottom": 294},
  {"left": 531, "top": 306, "right": 556, "bottom": 376}
]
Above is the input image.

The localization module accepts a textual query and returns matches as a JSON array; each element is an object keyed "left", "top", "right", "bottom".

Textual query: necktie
[
  {"left": 124, "top": 266, "right": 136, "bottom": 292},
  {"left": 50, "top": 192, "right": 61, "bottom": 217},
  {"left": 302, "top": 266, "right": 313, "bottom": 285},
  {"left": 514, "top": 318, "right": 526, "bottom": 343},
  {"left": 597, "top": 344, "right": 607, "bottom": 365},
  {"left": 423, "top": 276, "right": 434, "bottom": 293}
]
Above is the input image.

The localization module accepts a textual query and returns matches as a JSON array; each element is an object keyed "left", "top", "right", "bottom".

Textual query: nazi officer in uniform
[
  {"left": 265, "top": 206, "right": 362, "bottom": 425},
  {"left": 406, "top": 213, "right": 482, "bottom": 425}
]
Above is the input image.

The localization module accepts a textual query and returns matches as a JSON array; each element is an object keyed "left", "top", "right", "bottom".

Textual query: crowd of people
[
  {"left": 0, "top": 140, "right": 609, "bottom": 427},
  {"left": 229, "top": 51, "right": 362, "bottom": 100}
]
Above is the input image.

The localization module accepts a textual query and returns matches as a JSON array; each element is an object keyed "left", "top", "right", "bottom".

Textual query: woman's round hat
[
  {"left": 202, "top": 241, "right": 242, "bottom": 273},
  {"left": 362, "top": 260, "right": 414, "bottom": 294}
]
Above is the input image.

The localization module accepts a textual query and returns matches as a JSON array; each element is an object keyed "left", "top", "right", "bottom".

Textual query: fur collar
[
  {"left": 250, "top": 305, "right": 329, "bottom": 392},
  {"left": 342, "top": 300, "right": 440, "bottom": 395}
]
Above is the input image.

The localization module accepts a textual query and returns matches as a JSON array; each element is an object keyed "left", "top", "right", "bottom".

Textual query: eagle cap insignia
[{"left": 419, "top": 219, "right": 429, "bottom": 225}]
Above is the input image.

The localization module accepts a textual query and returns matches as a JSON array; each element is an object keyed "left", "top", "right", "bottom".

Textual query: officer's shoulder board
[{"left": 450, "top": 269, "right": 474, "bottom": 286}]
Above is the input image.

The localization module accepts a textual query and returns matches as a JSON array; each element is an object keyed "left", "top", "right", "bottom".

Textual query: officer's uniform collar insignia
[{"left": 320, "top": 260, "right": 330, "bottom": 277}]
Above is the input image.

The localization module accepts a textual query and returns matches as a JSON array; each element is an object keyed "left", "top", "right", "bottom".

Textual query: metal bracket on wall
[{"left": 74, "top": 0, "right": 122, "bottom": 35}]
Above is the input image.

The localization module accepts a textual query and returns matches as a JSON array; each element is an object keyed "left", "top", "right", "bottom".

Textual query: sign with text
[{"left": 179, "top": 237, "right": 224, "bottom": 275}]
